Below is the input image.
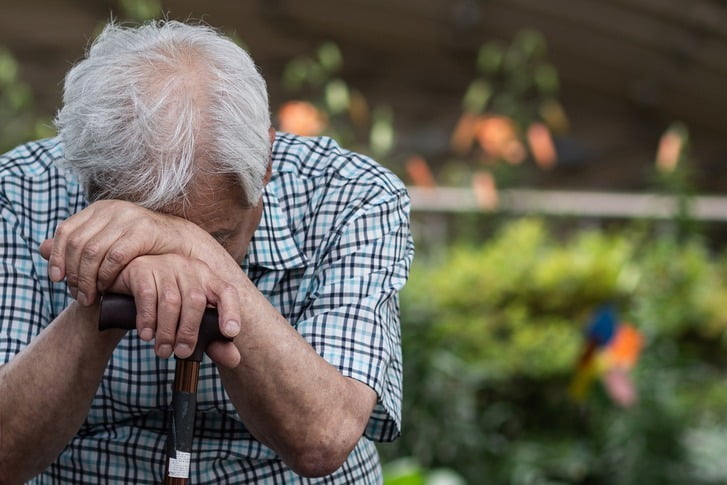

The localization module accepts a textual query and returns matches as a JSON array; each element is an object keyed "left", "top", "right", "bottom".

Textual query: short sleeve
[
  {"left": 0, "top": 193, "right": 50, "bottom": 365},
  {"left": 294, "top": 189, "right": 414, "bottom": 442}
]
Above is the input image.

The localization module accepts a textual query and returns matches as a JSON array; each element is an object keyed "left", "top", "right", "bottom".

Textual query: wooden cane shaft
[
  {"left": 165, "top": 473, "right": 188, "bottom": 484},
  {"left": 164, "top": 359, "right": 201, "bottom": 485},
  {"left": 174, "top": 359, "right": 200, "bottom": 393}
]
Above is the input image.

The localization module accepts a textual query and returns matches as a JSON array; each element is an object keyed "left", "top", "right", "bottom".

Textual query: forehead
[{"left": 172, "top": 173, "right": 248, "bottom": 230}]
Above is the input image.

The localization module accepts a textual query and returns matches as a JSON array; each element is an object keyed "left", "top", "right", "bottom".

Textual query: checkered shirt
[{"left": 0, "top": 133, "right": 414, "bottom": 484}]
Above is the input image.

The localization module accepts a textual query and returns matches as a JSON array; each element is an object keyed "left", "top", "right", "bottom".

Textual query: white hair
[{"left": 55, "top": 20, "right": 271, "bottom": 210}]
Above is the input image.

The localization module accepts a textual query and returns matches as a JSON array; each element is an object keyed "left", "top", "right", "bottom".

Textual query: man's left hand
[{"left": 39, "top": 200, "right": 216, "bottom": 305}]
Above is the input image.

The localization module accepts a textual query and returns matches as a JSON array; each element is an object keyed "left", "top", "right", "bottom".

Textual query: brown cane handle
[{"left": 98, "top": 293, "right": 233, "bottom": 361}]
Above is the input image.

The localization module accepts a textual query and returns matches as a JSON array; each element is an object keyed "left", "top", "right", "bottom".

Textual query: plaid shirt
[{"left": 0, "top": 133, "right": 414, "bottom": 484}]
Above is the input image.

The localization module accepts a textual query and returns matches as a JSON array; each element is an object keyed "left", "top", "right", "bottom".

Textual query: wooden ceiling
[{"left": 256, "top": 0, "right": 727, "bottom": 134}]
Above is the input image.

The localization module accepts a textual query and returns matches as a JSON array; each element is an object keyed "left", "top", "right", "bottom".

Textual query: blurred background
[{"left": 3, "top": 1, "right": 727, "bottom": 483}]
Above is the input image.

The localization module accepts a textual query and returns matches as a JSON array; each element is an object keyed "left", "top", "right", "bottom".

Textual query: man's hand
[
  {"left": 109, "top": 253, "right": 241, "bottom": 368},
  {"left": 39, "top": 200, "right": 212, "bottom": 305}
]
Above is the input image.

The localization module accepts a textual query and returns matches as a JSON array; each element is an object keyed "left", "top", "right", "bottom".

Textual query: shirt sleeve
[
  {"left": 0, "top": 192, "right": 51, "bottom": 365},
  {"left": 294, "top": 187, "right": 414, "bottom": 442}
]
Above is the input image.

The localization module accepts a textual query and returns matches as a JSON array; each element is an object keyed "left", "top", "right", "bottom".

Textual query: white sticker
[{"left": 168, "top": 450, "right": 191, "bottom": 478}]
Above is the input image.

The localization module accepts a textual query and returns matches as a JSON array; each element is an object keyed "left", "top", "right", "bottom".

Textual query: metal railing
[{"left": 408, "top": 187, "right": 727, "bottom": 222}]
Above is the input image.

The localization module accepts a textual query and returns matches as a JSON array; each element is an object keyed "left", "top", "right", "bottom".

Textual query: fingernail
[
  {"left": 139, "top": 328, "right": 154, "bottom": 341},
  {"left": 77, "top": 291, "right": 89, "bottom": 306},
  {"left": 158, "top": 344, "right": 172, "bottom": 358},
  {"left": 174, "top": 343, "right": 192, "bottom": 358},
  {"left": 50, "top": 266, "right": 62, "bottom": 281},
  {"left": 225, "top": 320, "right": 240, "bottom": 336}
]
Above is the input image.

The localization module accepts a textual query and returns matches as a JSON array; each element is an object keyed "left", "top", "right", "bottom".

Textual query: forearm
[
  {"left": 217, "top": 276, "right": 376, "bottom": 477},
  {"left": 0, "top": 302, "right": 125, "bottom": 483}
]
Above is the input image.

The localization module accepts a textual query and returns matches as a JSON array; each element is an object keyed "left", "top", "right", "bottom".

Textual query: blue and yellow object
[{"left": 569, "top": 305, "right": 643, "bottom": 406}]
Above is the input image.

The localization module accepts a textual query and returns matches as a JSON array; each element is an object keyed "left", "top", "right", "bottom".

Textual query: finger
[
  {"left": 48, "top": 208, "right": 96, "bottom": 282},
  {"left": 208, "top": 280, "right": 241, "bottom": 339},
  {"left": 39, "top": 239, "right": 52, "bottom": 261},
  {"left": 75, "top": 228, "right": 123, "bottom": 305},
  {"left": 132, "top": 279, "right": 158, "bottom": 343},
  {"left": 64, "top": 223, "right": 113, "bottom": 303},
  {"left": 96, "top": 234, "right": 149, "bottom": 293},
  {"left": 206, "top": 341, "right": 241, "bottom": 369},
  {"left": 154, "top": 274, "right": 181, "bottom": 359},
  {"left": 173, "top": 284, "right": 207, "bottom": 360}
]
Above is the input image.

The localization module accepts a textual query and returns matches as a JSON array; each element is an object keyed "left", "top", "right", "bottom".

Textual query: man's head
[{"left": 55, "top": 20, "right": 272, "bottom": 213}]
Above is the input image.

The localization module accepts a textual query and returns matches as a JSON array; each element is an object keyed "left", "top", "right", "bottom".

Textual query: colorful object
[
  {"left": 277, "top": 101, "right": 328, "bottom": 137},
  {"left": 405, "top": 156, "right": 437, "bottom": 188},
  {"left": 569, "top": 306, "right": 643, "bottom": 407}
]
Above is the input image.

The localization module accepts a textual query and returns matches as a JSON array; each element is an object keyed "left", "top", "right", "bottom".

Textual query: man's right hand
[
  {"left": 39, "top": 200, "right": 214, "bottom": 305},
  {"left": 109, "top": 253, "right": 242, "bottom": 368}
]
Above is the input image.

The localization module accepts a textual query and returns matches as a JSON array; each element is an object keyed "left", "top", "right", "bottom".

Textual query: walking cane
[{"left": 98, "top": 293, "right": 233, "bottom": 484}]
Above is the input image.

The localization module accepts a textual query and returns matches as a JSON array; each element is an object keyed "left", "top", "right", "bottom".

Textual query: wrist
[{"left": 66, "top": 300, "right": 127, "bottom": 350}]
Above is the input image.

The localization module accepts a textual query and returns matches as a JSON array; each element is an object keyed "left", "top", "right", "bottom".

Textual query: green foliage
[
  {"left": 466, "top": 29, "right": 558, "bottom": 127},
  {"left": 383, "top": 458, "right": 466, "bottom": 485},
  {"left": 117, "top": 0, "right": 162, "bottom": 22},
  {"left": 0, "top": 48, "right": 53, "bottom": 153},
  {"left": 279, "top": 42, "right": 395, "bottom": 158},
  {"left": 381, "top": 219, "right": 727, "bottom": 484}
]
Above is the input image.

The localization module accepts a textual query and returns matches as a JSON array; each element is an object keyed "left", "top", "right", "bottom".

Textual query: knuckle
[
  {"left": 155, "top": 326, "right": 175, "bottom": 342},
  {"left": 76, "top": 274, "right": 95, "bottom": 290},
  {"left": 96, "top": 267, "right": 116, "bottom": 288},
  {"left": 137, "top": 308, "right": 156, "bottom": 327},
  {"left": 187, "top": 289, "right": 207, "bottom": 308},
  {"left": 81, "top": 243, "right": 101, "bottom": 260},
  {"left": 54, "top": 221, "right": 68, "bottom": 238},
  {"left": 191, "top": 258, "right": 210, "bottom": 272},
  {"left": 160, "top": 290, "right": 181, "bottom": 307},
  {"left": 105, "top": 247, "right": 127, "bottom": 266},
  {"left": 67, "top": 234, "right": 84, "bottom": 252},
  {"left": 176, "top": 324, "right": 198, "bottom": 344},
  {"left": 66, "top": 272, "right": 78, "bottom": 287},
  {"left": 135, "top": 284, "right": 157, "bottom": 301}
]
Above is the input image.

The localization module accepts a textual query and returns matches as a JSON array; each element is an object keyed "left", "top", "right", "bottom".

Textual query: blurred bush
[
  {"left": 0, "top": 47, "right": 54, "bottom": 154},
  {"left": 380, "top": 218, "right": 727, "bottom": 484}
]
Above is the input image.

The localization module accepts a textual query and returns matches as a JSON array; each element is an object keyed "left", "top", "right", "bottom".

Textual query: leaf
[
  {"left": 317, "top": 42, "right": 343, "bottom": 73},
  {"left": 462, "top": 79, "right": 492, "bottom": 114}
]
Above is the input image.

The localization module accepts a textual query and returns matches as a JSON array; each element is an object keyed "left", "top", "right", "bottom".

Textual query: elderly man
[{"left": 0, "top": 20, "right": 413, "bottom": 483}]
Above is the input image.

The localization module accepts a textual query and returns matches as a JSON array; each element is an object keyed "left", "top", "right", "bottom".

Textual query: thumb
[
  {"left": 39, "top": 239, "right": 53, "bottom": 261},
  {"left": 207, "top": 341, "right": 241, "bottom": 369}
]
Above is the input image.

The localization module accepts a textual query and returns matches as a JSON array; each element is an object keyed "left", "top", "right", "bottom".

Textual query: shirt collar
[{"left": 245, "top": 181, "right": 308, "bottom": 271}]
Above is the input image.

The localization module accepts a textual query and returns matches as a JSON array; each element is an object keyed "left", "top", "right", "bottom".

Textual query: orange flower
[
  {"left": 450, "top": 113, "right": 479, "bottom": 155},
  {"left": 277, "top": 101, "right": 328, "bottom": 137},
  {"left": 527, "top": 122, "right": 557, "bottom": 170},
  {"left": 606, "top": 324, "right": 643, "bottom": 369},
  {"left": 656, "top": 130, "right": 683, "bottom": 173},
  {"left": 472, "top": 171, "right": 498, "bottom": 210},
  {"left": 475, "top": 116, "right": 525, "bottom": 164},
  {"left": 405, "top": 156, "right": 437, "bottom": 188}
]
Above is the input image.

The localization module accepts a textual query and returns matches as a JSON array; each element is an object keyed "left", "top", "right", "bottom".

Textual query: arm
[
  {"left": 0, "top": 303, "right": 125, "bottom": 483},
  {"left": 203, "top": 193, "right": 412, "bottom": 476},
  {"left": 0, "top": 194, "right": 122, "bottom": 483},
  {"left": 216, "top": 273, "right": 378, "bottom": 477},
  {"left": 0, "top": 252, "right": 241, "bottom": 483}
]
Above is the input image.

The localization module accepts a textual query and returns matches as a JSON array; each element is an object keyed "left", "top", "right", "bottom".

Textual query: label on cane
[{"left": 168, "top": 450, "right": 191, "bottom": 478}]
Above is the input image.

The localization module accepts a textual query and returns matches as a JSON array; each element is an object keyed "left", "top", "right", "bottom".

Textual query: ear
[
  {"left": 264, "top": 127, "right": 275, "bottom": 186},
  {"left": 263, "top": 160, "right": 272, "bottom": 185},
  {"left": 269, "top": 126, "right": 276, "bottom": 145}
]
